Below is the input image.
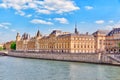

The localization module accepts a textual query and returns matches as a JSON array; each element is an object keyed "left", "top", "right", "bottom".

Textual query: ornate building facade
[
  {"left": 16, "top": 27, "right": 120, "bottom": 53},
  {"left": 105, "top": 28, "right": 120, "bottom": 53}
]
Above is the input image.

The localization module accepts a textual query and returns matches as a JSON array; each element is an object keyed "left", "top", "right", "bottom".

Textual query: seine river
[{"left": 0, "top": 56, "right": 120, "bottom": 80}]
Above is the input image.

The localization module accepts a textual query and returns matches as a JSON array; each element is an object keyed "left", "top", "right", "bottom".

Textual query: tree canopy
[
  {"left": 118, "top": 43, "right": 120, "bottom": 48},
  {"left": 10, "top": 42, "right": 16, "bottom": 50},
  {"left": 0, "top": 47, "right": 3, "bottom": 51}
]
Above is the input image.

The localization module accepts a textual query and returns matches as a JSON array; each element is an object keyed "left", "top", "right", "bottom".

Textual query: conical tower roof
[
  {"left": 36, "top": 30, "right": 42, "bottom": 37},
  {"left": 74, "top": 24, "right": 79, "bottom": 34}
]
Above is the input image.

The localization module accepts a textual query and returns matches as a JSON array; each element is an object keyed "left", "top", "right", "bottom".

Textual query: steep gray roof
[
  {"left": 50, "top": 30, "right": 62, "bottom": 35},
  {"left": 107, "top": 28, "right": 120, "bottom": 36},
  {"left": 57, "top": 33, "right": 94, "bottom": 38}
]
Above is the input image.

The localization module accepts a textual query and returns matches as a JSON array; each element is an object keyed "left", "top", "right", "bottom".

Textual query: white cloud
[
  {"left": 95, "top": 20, "right": 105, "bottom": 24},
  {"left": 80, "top": 21, "right": 86, "bottom": 23},
  {"left": 15, "top": 10, "right": 25, "bottom": 16},
  {"left": 30, "top": 19, "right": 53, "bottom": 25},
  {"left": 105, "top": 21, "right": 120, "bottom": 30},
  {"left": 108, "top": 20, "right": 114, "bottom": 23},
  {"left": 26, "top": 14, "right": 32, "bottom": 17},
  {"left": 36, "top": 9, "right": 51, "bottom": 14},
  {"left": 0, "top": 22, "right": 11, "bottom": 29},
  {"left": 0, "top": 3, "right": 7, "bottom": 8},
  {"left": 54, "top": 18, "right": 68, "bottom": 24},
  {"left": 105, "top": 25, "right": 113, "bottom": 30},
  {"left": 48, "top": 18, "right": 52, "bottom": 21},
  {"left": 0, "top": 22, "right": 16, "bottom": 32},
  {"left": 28, "top": 2, "right": 37, "bottom": 9},
  {"left": 38, "top": 0, "right": 80, "bottom": 14},
  {"left": 1, "top": 22, "right": 11, "bottom": 26},
  {"left": 11, "top": 29, "right": 16, "bottom": 32},
  {"left": 85, "top": 6, "right": 93, "bottom": 10},
  {"left": 0, "top": 0, "right": 79, "bottom": 16},
  {"left": 4, "top": 26, "right": 9, "bottom": 29}
]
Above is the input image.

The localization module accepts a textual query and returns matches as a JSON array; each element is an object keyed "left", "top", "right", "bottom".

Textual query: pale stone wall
[
  {"left": 16, "top": 41, "right": 23, "bottom": 51},
  {"left": 38, "top": 33, "right": 96, "bottom": 53},
  {"left": 8, "top": 52, "right": 112, "bottom": 64},
  {"left": 94, "top": 33, "right": 106, "bottom": 53},
  {"left": 38, "top": 33, "right": 71, "bottom": 53},
  {"left": 70, "top": 35, "right": 95, "bottom": 53},
  {"left": 27, "top": 40, "right": 35, "bottom": 51},
  {"left": 105, "top": 36, "right": 120, "bottom": 53},
  {"left": 16, "top": 29, "right": 120, "bottom": 54}
]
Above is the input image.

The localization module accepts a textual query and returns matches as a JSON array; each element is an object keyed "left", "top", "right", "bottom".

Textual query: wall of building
[
  {"left": 15, "top": 28, "right": 120, "bottom": 54},
  {"left": 16, "top": 31, "right": 98, "bottom": 53},
  {"left": 105, "top": 28, "right": 120, "bottom": 53},
  {"left": 27, "top": 40, "right": 36, "bottom": 51},
  {"left": 70, "top": 35, "right": 95, "bottom": 53}
]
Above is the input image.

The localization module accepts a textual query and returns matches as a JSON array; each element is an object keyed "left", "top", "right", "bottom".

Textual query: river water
[{"left": 0, "top": 56, "right": 120, "bottom": 80}]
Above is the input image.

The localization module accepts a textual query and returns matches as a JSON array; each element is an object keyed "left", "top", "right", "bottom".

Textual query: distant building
[
  {"left": 105, "top": 28, "right": 120, "bottom": 53},
  {"left": 0, "top": 44, "right": 3, "bottom": 48},
  {"left": 4, "top": 41, "right": 14, "bottom": 50},
  {"left": 16, "top": 27, "right": 120, "bottom": 53}
]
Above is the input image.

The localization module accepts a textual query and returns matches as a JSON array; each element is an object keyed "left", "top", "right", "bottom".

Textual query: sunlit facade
[{"left": 16, "top": 27, "right": 120, "bottom": 53}]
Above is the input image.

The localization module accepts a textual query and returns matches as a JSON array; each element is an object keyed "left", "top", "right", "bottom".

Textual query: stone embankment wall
[
  {"left": 0, "top": 51, "right": 7, "bottom": 56},
  {"left": 8, "top": 51, "right": 112, "bottom": 64}
]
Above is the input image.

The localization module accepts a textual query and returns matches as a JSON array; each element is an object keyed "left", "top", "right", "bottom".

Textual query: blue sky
[{"left": 0, "top": 0, "right": 120, "bottom": 43}]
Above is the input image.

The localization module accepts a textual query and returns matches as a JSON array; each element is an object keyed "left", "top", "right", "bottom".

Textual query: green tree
[
  {"left": 0, "top": 47, "right": 3, "bottom": 51},
  {"left": 118, "top": 42, "right": 120, "bottom": 48},
  {"left": 10, "top": 42, "right": 16, "bottom": 50}
]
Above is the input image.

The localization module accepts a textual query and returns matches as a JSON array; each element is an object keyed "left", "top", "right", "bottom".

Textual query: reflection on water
[{"left": 0, "top": 56, "right": 120, "bottom": 80}]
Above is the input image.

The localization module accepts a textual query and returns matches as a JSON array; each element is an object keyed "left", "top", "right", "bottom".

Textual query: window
[
  {"left": 81, "top": 45, "right": 83, "bottom": 48},
  {"left": 74, "top": 44, "right": 76, "bottom": 48}
]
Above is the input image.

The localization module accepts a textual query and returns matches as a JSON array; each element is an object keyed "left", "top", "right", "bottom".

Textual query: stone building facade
[
  {"left": 4, "top": 41, "right": 14, "bottom": 50},
  {"left": 105, "top": 28, "right": 120, "bottom": 53},
  {"left": 16, "top": 27, "right": 120, "bottom": 53}
]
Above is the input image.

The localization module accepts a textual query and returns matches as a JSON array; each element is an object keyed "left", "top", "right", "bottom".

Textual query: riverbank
[{"left": 7, "top": 51, "right": 120, "bottom": 66}]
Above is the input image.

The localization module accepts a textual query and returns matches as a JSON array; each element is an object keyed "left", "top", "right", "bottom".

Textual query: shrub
[{"left": 0, "top": 47, "right": 3, "bottom": 51}]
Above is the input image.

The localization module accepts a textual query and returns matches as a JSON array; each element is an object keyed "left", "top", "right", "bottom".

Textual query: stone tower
[
  {"left": 35, "top": 30, "right": 42, "bottom": 51},
  {"left": 16, "top": 32, "right": 21, "bottom": 41},
  {"left": 36, "top": 30, "right": 42, "bottom": 39}
]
